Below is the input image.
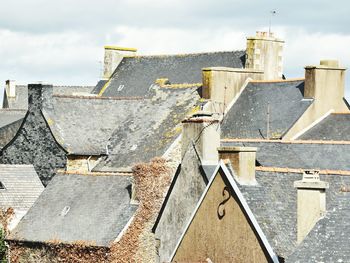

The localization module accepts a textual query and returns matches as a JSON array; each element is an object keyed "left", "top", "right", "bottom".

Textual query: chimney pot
[
  {"left": 5, "top": 80, "right": 16, "bottom": 98},
  {"left": 320, "top": 60, "right": 339, "bottom": 68}
]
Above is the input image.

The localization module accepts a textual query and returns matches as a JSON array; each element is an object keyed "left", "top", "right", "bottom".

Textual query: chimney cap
[
  {"left": 218, "top": 146, "right": 257, "bottom": 153},
  {"left": 320, "top": 60, "right": 339, "bottom": 68},
  {"left": 104, "top": 45, "right": 137, "bottom": 52},
  {"left": 182, "top": 111, "right": 219, "bottom": 123},
  {"left": 294, "top": 170, "right": 329, "bottom": 190}
]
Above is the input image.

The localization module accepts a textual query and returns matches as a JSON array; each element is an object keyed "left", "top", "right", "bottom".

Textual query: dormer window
[{"left": 0, "top": 182, "right": 5, "bottom": 190}]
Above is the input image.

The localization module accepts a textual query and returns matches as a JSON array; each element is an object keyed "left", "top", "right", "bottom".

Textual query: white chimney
[
  {"left": 5, "top": 80, "right": 16, "bottom": 98},
  {"left": 218, "top": 146, "right": 257, "bottom": 185},
  {"left": 181, "top": 112, "right": 220, "bottom": 165},
  {"left": 294, "top": 170, "right": 329, "bottom": 244},
  {"left": 245, "top": 31, "right": 284, "bottom": 80},
  {"left": 103, "top": 46, "right": 137, "bottom": 79}
]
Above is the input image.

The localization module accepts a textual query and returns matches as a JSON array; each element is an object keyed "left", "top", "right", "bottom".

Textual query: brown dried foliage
[
  {"left": 110, "top": 157, "right": 171, "bottom": 263},
  {"left": 0, "top": 207, "right": 14, "bottom": 234}
]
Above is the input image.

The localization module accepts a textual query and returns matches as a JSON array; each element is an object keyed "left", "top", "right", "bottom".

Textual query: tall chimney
[
  {"left": 103, "top": 46, "right": 137, "bottom": 79},
  {"left": 218, "top": 146, "right": 257, "bottom": 185},
  {"left": 245, "top": 31, "right": 284, "bottom": 80},
  {"left": 181, "top": 112, "right": 220, "bottom": 165},
  {"left": 294, "top": 170, "right": 329, "bottom": 244},
  {"left": 304, "top": 60, "right": 347, "bottom": 110},
  {"left": 5, "top": 80, "right": 16, "bottom": 98}
]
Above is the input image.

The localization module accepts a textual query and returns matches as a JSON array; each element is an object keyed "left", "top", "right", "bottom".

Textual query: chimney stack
[
  {"left": 5, "top": 80, "right": 16, "bottom": 98},
  {"left": 103, "top": 46, "right": 137, "bottom": 79},
  {"left": 304, "top": 60, "right": 347, "bottom": 110},
  {"left": 245, "top": 31, "right": 284, "bottom": 80},
  {"left": 294, "top": 170, "right": 329, "bottom": 244},
  {"left": 181, "top": 112, "right": 220, "bottom": 165},
  {"left": 218, "top": 146, "right": 257, "bottom": 185}
]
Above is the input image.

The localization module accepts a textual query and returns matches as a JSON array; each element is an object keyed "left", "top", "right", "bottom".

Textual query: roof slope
[
  {"left": 222, "top": 140, "right": 350, "bottom": 171},
  {"left": 8, "top": 173, "right": 137, "bottom": 247},
  {"left": 0, "top": 109, "right": 26, "bottom": 149},
  {"left": 221, "top": 80, "right": 312, "bottom": 139},
  {"left": 299, "top": 113, "right": 350, "bottom": 140},
  {"left": 43, "top": 95, "right": 145, "bottom": 155},
  {"left": 0, "top": 164, "right": 44, "bottom": 210},
  {"left": 94, "top": 86, "right": 201, "bottom": 171},
  {"left": 238, "top": 170, "right": 350, "bottom": 259},
  {"left": 286, "top": 191, "right": 350, "bottom": 262},
  {"left": 95, "top": 51, "right": 245, "bottom": 97}
]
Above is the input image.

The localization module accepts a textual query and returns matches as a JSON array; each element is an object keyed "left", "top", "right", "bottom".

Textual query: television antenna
[{"left": 269, "top": 10, "right": 277, "bottom": 35}]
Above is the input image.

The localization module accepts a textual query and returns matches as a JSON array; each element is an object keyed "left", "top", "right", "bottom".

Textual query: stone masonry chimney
[
  {"left": 181, "top": 112, "right": 220, "bottom": 165},
  {"left": 103, "top": 46, "right": 137, "bottom": 79},
  {"left": 245, "top": 31, "right": 284, "bottom": 80},
  {"left": 294, "top": 170, "right": 329, "bottom": 244},
  {"left": 5, "top": 80, "right": 16, "bottom": 98},
  {"left": 218, "top": 146, "right": 257, "bottom": 185}
]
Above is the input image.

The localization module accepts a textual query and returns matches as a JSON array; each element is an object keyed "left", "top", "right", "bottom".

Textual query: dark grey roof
[
  {"left": 43, "top": 95, "right": 145, "bottom": 155},
  {"left": 286, "top": 191, "right": 350, "bottom": 263},
  {"left": 200, "top": 165, "right": 217, "bottom": 182},
  {"left": 93, "top": 86, "right": 201, "bottom": 171},
  {"left": 299, "top": 113, "right": 350, "bottom": 141},
  {"left": 4, "top": 85, "right": 28, "bottom": 109},
  {"left": 0, "top": 164, "right": 44, "bottom": 210},
  {"left": 0, "top": 109, "right": 26, "bottom": 149},
  {"left": 8, "top": 173, "right": 137, "bottom": 247},
  {"left": 221, "top": 80, "right": 312, "bottom": 139},
  {"left": 222, "top": 140, "right": 350, "bottom": 171},
  {"left": 238, "top": 170, "right": 350, "bottom": 259},
  {"left": 92, "top": 80, "right": 108, "bottom": 94},
  {"left": 96, "top": 51, "right": 245, "bottom": 97}
]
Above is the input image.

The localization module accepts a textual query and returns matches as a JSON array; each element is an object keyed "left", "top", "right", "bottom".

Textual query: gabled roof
[
  {"left": 94, "top": 51, "right": 245, "bottom": 97},
  {"left": 0, "top": 164, "right": 44, "bottom": 211},
  {"left": 237, "top": 170, "right": 350, "bottom": 259},
  {"left": 221, "top": 80, "right": 312, "bottom": 139},
  {"left": 221, "top": 139, "right": 350, "bottom": 171},
  {"left": 8, "top": 173, "right": 137, "bottom": 247},
  {"left": 170, "top": 162, "right": 279, "bottom": 262},
  {"left": 298, "top": 113, "right": 350, "bottom": 141},
  {"left": 93, "top": 86, "right": 201, "bottom": 171}
]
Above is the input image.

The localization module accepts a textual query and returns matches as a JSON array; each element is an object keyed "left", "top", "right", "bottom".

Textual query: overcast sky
[{"left": 0, "top": 0, "right": 349, "bottom": 98}]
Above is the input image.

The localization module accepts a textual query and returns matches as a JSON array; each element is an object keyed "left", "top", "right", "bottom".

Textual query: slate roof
[
  {"left": 0, "top": 109, "right": 26, "bottom": 149},
  {"left": 94, "top": 51, "right": 245, "bottom": 97},
  {"left": 0, "top": 164, "right": 44, "bottom": 210},
  {"left": 53, "top": 85, "right": 94, "bottom": 95},
  {"left": 286, "top": 191, "right": 350, "bottom": 263},
  {"left": 221, "top": 80, "right": 312, "bottom": 139},
  {"left": 4, "top": 85, "right": 28, "bottom": 109},
  {"left": 93, "top": 86, "right": 201, "bottom": 171},
  {"left": 8, "top": 173, "right": 137, "bottom": 247},
  {"left": 237, "top": 170, "right": 350, "bottom": 259},
  {"left": 221, "top": 140, "right": 350, "bottom": 171},
  {"left": 299, "top": 113, "right": 350, "bottom": 141}
]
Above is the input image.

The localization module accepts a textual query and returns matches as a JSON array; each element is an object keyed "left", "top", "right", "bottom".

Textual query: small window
[{"left": 0, "top": 182, "right": 5, "bottom": 190}]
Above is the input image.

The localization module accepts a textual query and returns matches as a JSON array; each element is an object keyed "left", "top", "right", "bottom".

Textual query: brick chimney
[
  {"left": 245, "top": 31, "right": 284, "bottom": 80},
  {"left": 218, "top": 146, "right": 257, "bottom": 185},
  {"left": 294, "top": 170, "right": 329, "bottom": 244},
  {"left": 103, "top": 46, "right": 137, "bottom": 79},
  {"left": 181, "top": 112, "right": 220, "bottom": 165},
  {"left": 5, "top": 80, "right": 16, "bottom": 98}
]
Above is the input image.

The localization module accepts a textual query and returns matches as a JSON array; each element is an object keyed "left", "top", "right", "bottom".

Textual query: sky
[{"left": 0, "top": 0, "right": 350, "bottom": 100}]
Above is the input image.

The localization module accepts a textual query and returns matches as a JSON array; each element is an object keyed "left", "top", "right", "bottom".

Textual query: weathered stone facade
[{"left": 0, "top": 85, "right": 67, "bottom": 186}]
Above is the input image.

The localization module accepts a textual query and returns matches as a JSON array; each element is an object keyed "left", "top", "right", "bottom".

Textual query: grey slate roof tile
[
  {"left": 97, "top": 51, "right": 245, "bottom": 97},
  {"left": 222, "top": 141, "right": 350, "bottom": 171},
  {"left": 299, "top": 113, "right": 350, "bottom": 141},
  {"left": 8, "top": 173, "right": 137, "bottom": 247},
  {"left": 221, "top": 80, "right": 312, "bottom": 139},
  {"left": 237, "top": 171, "right": 350, "bottom": 259},
  {"left": 0, "top": 109, "right": 26, "bottom": 149},
  {"left": 0, "top": 164, "right": 44, "bottom": 211}
]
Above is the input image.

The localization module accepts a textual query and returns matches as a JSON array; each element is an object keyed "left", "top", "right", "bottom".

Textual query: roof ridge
[
  {"left": 256, "top": 166, "right": 350, "bottom": 176},
  {"left": 332, "top": 112, "right": 350, "bottom": 115},
  {"left": 57, "top": 169, "right": 132, "bottom": 176},
  {"left": 222, "top": 138, "right": 350, "bottom": 145},
  {"left": 0, "top": 109, "right": 27, "bottom": 113},
  {"left": 53, "top": 94, "right": 145, "bottom": 101},
  {"left": 249, "top": 77, "right": 305, "bottom": 83},
  {"left": 123, "top": 50, "right": 244, "bottom": 59}
]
